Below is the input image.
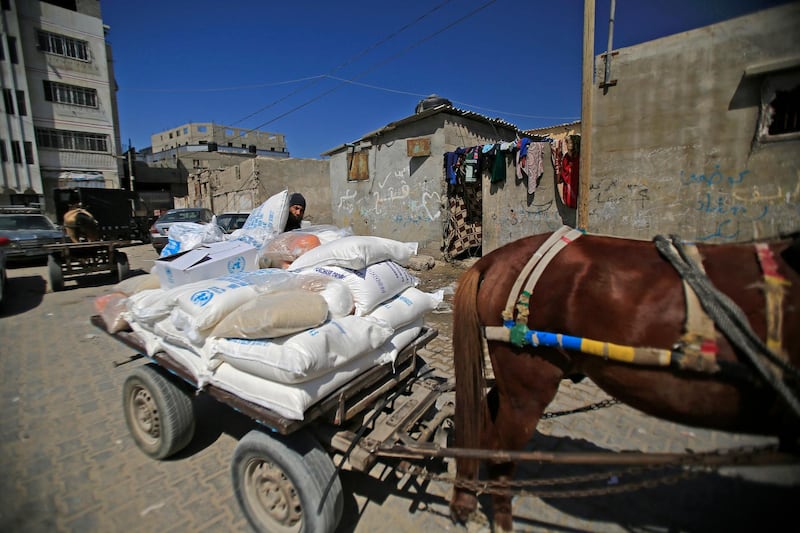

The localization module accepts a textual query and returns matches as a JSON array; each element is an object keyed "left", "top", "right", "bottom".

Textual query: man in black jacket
[{"left": 284, "top": 193, "right": 306, "bottom": 231}]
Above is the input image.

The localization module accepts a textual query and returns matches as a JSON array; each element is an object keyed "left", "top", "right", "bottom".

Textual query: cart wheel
[
  {"left": 232, "top": 429, "right": 343, "bottom": 533},
  {"left": 122, "top": 364, "right": 195, "bottom": 459},
  {"left": 114, "top": 250, "right": 130, "bottom": 282},
  {"left": 48, "top": 253, "right": 64, "bottom": 292}
]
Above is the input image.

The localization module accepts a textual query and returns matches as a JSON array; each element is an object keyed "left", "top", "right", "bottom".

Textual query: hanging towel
[
  {"left": 491, "top": 143, "right": 506, "bottom": 183},
  {"left": 526, "top": 142, "right": 545, "bottom": 194},
  {"left": 516, "top": 138, "right": 532, "bottom": 181}
]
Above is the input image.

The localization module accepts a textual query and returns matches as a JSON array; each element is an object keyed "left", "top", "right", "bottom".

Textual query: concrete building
[
  {"left": 322, "top": 102, "right": 525, "bottom": 257},
  {"left": 584, "top": 2, "right": 800, "bottom": 242},
  {"left": 137, "top": 122, "right": 291, "bottom": 214},
  {"left": 150, "top": 122, "right": 287, "bottom": 156},
  {"left": 187, "top": 156, "right": 331, "bottom": 224},
  {"left": 0, "top": 0, "right": 122, "bottom": 213}
]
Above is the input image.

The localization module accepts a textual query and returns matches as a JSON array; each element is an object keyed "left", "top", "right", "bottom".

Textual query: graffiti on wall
[
  {"left": 680, "top": 165, "right": 792, "bottom": 241},
  {"left": 336, "top": 167, "right": 441, "bottom": 227}
]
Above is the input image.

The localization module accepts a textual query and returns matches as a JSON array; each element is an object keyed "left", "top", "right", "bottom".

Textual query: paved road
[{"left": 1, "top": 243, "right": 797, "bottom": 532}]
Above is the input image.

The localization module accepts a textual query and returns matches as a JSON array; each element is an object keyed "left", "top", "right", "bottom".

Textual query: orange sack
[{"left": 263, "top": 232, "right": 322, "bottom": 269}]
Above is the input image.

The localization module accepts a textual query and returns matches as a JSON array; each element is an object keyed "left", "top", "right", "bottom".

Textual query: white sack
[
  {"left": 301, "top": 261, "right": 419, "bottom": 316},
  {"left": 288, "top": 235, "right": 418, "bottom": 271},
  {"left": 210, "top": 315, "right": 394, "bottom": 383},
  {"left": 367, "top": 287, "right": 443, "bottom": 330}
]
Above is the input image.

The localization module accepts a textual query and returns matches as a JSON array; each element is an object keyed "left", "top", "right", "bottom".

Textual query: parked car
[
  {"left": 150, "top": 207, "right": 215, "bottom": 254},
  {"left": 0, "top": 235, "right": 8, "bottom": 306},
  {"left": 0, "top": 208, "right": 66, "bottom": 261},
  {"left": 216, "top": 211, "right": 250, "bottom": 234}
]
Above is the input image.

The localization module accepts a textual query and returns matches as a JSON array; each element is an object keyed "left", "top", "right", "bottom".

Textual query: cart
[
  {"left": 45, "top": 240, "right": 135, "bottom": 291},
  {"left": 91, "top": 315, "right": 448, "bottom": 533}
]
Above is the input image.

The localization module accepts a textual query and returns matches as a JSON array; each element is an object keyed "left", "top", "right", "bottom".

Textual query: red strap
[{"left": 755, "top": 242, "right": 785, "bottom": 280}]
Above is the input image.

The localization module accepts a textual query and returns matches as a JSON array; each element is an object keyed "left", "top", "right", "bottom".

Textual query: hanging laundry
[
  {"left": 464, "top": 147, "right": 480, "bottom": 183},
  {"left": 525, "top": 142, "right": 546, "bottom": 194},
  {"left": 491, "top": 143, "right": 506, "bottom": 184},
  {"left": 444, "top": 148, "right": 466, "bottom": 185},
  {"left": 560, "top": 139, "right": 579, "bottom": 209},
  {"left": 516, "top": 138, "right": 531, "bottom": 182}
]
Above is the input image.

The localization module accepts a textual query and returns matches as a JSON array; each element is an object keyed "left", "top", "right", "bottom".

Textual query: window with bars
[
  {"left": 35, "top": 127, "right": 108, "bottom": 152},
  {"left": 37, "top": 30, "right": 89, "bottom": 61},
  {"left": 757, "top": 69, "right": 800, "bottom": 141},
  {"left": 43, "top": 80, "right": 98, "bottom": 107}
]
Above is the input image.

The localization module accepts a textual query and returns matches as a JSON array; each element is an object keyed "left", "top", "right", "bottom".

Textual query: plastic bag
[{"left": 159, "top": 222, "right": 225, "bottom": 257}]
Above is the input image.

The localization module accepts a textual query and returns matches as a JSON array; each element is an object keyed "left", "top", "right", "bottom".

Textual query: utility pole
[
  {"left": 578, "top": 0, "right": 595, "bottom": 231},
  {"left": 128, "top": 138, "right": 135, "bottom": 191}
]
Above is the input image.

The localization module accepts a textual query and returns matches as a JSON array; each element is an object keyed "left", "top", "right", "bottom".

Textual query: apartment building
[
  {"left": 151, "top": 122, "right": 287, "bottom": 155},
  {"left": 0, "top": 0, "right": 122, "bottom": 212}
]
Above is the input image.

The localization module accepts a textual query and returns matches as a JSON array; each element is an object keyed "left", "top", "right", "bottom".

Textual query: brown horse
[
  {"left": 63, "top": 207, "right": 101, "bottom": 243},
  {"left": 450, "top": 228, "right": 800, "bottom": 532}
]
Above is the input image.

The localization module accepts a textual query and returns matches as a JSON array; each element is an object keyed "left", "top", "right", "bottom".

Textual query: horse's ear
[{"left": 782, "top": 236, "right": 800, "bottom": 274}]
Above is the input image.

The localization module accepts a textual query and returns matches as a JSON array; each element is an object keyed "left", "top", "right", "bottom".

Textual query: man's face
[{"left": 288, "top": 204, "right": 305, "bottom": 220}]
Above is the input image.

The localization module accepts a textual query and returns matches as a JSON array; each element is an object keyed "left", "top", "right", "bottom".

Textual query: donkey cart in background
[{"left": 44, "top": 240, "right": 133, "bottom": 291}]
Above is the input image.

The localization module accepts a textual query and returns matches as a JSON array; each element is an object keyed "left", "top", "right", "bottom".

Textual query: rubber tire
[
  {"left": 114, "top": 250, "right": 130, "bottom": 282},
  {"left": 48, "top": 253, "right": 64, "bottom": 292},
  {"left": 231, "top": 429, "right": 343, "bottom": 533},
  {"left": 122, "top": 364, "right": 195, "bottom": 460}
]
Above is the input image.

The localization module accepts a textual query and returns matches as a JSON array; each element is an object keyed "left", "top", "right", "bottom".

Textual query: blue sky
[{"left": 101, "top": 0, "right": 790, "bottom": 159}]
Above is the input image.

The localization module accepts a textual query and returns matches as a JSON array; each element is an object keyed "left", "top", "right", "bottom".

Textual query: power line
[
  {"left": 324, "top": 76, "right": 579, "bottom": 121},
  {"left": 229, "top": 0, "right": 457, "bottom": 127},
  {"left": 243, "top": 0, "right": 499, "bottom": 133}
]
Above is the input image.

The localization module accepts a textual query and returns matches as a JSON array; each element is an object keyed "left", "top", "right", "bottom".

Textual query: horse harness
[{"left": 483, "top": 227, "right": 795, "bottom": 396}]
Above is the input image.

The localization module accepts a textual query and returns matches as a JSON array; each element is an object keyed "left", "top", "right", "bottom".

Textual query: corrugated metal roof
[{"left": 321, "top": 104, "right": 523, "bottom": 156}]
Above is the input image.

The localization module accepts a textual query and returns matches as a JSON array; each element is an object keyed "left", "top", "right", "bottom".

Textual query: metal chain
[
  {"left": 395, "top": 444, "right": 777, "bottom": 498},
  {"left": 541, "top": 398, "right": 621, "bottom": 419}
]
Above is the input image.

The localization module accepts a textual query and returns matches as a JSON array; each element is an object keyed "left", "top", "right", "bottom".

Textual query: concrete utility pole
[
  {"left": 128, "top": 138, "right": 135, "bottom": 191},
  {"left": 578, "top": 0, "right": 595, "bottom": 231}
]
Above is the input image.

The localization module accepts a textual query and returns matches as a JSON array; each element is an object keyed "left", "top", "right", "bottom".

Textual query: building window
[
  {"left": 15, "top": 90, "right": 25, "bottom": 115},
  {"left": 1, "top": 0, "right": 10, "bottom": 10},
  {"left": 11, "top": 140, "right": 21, "bottom": 163},
  {"left": 0, "top": 139, "right": 7, "bottom": 162},
  {"left": 37, "top": 30, "right": 89, "bottom": 61},
  {"left": 7, "top": 36, "right": 17, "bottom": 64},
  {"left": 757, "top": 69, "right": 800, "bottom": 141},
  {"left": 347, "top": 150, "right": 370, "bottom": 181},
  {"left": 23, "top": 141, "right": 33, "bottom": 164},
  {"left": 3, "top": 88, "right": 13, "bottom": 114},
  {"left": 35, "top": 127, "right": 108, "bottom": 152},
  {"left": 43, "top": 80, "right": 98, "bottom": 107}
]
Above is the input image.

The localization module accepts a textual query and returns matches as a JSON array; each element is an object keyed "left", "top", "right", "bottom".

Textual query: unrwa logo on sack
[
  {"left": 190, "top": 289, "right": 214, "bottom": 307},
  {"left": 227, "top": 255, "right": 246, "bottom": 273}
]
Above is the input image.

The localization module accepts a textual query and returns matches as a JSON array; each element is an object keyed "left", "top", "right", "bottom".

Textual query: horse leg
[
  {"left": 486, "top": 349, "right": 565, "bottom": 532},
  {"left": 65, "top": 227, "right": 79, "bottom": 243}
]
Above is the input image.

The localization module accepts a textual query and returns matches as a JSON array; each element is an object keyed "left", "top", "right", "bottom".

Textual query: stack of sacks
[
  {"left": 123, "top": 268, "right": 351, "bottom": 383},
  {"left": 103, "top": 233, "right": 442, "bottom": 421}
]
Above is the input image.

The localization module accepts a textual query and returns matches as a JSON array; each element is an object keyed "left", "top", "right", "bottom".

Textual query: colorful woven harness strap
[
  {"left": 486, "top": 226, "right": 582, "bottom": 346},
  {"left": 755, "top": 242, "right": 790, "bottom": 356},
  {"left": 673, "top": 242, "right": 720, "bottom": 373},
  {"left": 483, "top": 231, "right": 718, "bottom": 372}
]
